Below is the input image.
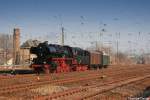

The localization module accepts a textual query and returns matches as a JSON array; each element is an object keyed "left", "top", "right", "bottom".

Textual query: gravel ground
[{"left": 31, "top": 85, "right": 69, "bottom": 95}]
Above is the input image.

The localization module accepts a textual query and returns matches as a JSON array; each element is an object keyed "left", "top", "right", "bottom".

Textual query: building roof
[{"left": 20, "top": 39, "right": 41, "bottom": 48}]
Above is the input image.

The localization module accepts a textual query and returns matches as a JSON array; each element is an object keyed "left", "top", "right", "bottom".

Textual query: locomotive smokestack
[{"left": 13, "top": 28, "right": 20, "bottom": 65}]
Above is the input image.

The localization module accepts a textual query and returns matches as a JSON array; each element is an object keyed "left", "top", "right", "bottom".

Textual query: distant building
[
  {"left": 12, "top": 28, "right": 41, "bottom": 65},
  {"left": 19, "top": 39, "right": 41, "bottom": 65},
  {"left": 20, "top": 39, "right": 40, "bottom": 64},
  {"left": 0, "top": 28, "right": 41, "bottom": 66}
]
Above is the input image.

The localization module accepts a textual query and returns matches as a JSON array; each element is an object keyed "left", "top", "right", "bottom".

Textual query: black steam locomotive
[{"left": 30, "top": 41, "right": 110, "bottom": 74}]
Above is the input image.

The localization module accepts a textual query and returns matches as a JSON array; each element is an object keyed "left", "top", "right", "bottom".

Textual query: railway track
[
  {"left": 77, "top": 76, "right": 150, "bottom": 100},
  {"left": 32, "top": 67, "right": 150, "bottom": 100},
  {"left": 88, "top": 77, "right": 150, "bottom": 100},
  {"left": 0, "top": 65, "right": 137, "bottom": 88},
  {"left": 0, "top": 73, "right": 110, "bottom": 95},
  {"left": 0, "top": 65, "right": 149, "bottom": 99},
  {"left": 33, "top": 75, "right": 150, "bottom": 100},
  {"left": 0, "top": 65, "right": 145, "bottom": 83}
]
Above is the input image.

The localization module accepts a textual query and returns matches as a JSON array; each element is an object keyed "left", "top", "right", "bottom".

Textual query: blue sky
[{"left": 0, "top": 0, "right": 150, "bottom": 54}]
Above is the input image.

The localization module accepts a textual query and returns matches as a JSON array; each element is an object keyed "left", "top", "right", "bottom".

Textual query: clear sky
[{"left": 0, "top": 0, "right": 150, "bottom": 54}]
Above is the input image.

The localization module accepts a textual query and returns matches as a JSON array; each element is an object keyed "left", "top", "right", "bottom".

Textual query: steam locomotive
[{"left": 30, "top": 41, "right": 110, "bottom": 74}]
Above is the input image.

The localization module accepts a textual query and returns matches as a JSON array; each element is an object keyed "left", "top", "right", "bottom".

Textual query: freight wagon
[
  {"left": 102, "top": 54, "right": 110, "bottom": 68},
  {"left": 89, "top": 51, "right": 102, "bottom": 69}
]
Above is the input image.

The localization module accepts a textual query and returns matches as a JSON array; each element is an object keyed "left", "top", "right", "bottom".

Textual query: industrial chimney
[{"left": 13, "top": 28, "right": 20, "bottom": 65}]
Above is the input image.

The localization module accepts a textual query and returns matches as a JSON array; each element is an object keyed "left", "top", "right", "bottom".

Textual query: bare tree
[{"left": 0, "top": 33, "right": 13, "bottom": 65}]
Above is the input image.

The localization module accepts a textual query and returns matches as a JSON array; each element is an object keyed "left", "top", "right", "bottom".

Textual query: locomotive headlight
[{"left": 44, "top": 61, "right": 46, "bottom": 64}]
